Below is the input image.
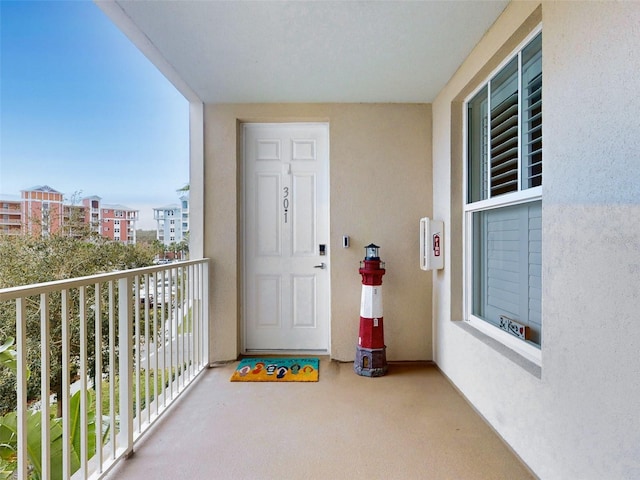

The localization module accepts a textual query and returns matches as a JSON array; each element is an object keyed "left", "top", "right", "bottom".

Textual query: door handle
[{"left": 314, "top": 263, "right": 326, "bottom": 269}]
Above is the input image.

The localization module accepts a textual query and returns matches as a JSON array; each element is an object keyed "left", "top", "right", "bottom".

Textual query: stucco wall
[
  {"left": 432, "top": 2, "right": 640, "bottom": 478},
  {"left": 203, "top": 103, "right": 432, "bottom": 362}
]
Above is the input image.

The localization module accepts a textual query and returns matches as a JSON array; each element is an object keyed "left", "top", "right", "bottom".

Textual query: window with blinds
[
  {"left": 472, "top": 201, "right": 542, "bottom": 345},
  {"left": 465, "top": 31, "right": 542, "bottom": 350},
  {"left": 467, "top": 33, "right": 542, "bottom": 201}
]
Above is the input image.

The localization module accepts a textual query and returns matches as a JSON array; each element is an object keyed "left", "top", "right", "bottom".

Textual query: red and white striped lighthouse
[{"left": 355, "top": 243, "right": 388, "bottom": 377}]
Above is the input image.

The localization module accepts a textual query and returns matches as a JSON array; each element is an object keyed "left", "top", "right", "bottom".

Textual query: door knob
[{"left": 314, "top": 263, "right": 326, "bottom": 269}]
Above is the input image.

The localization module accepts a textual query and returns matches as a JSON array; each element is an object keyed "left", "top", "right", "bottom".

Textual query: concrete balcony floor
[{"left": 105, "top": 359, "right": 533, "bottom": 480}]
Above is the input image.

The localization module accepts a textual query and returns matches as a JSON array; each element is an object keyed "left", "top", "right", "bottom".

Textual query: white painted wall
[{"left": 432, "top": 2, "right": 640, "bottom": 478}]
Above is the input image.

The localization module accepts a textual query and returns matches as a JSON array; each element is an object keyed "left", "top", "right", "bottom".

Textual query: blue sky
[{"left": 0, "top": 0, "right": 189, "bottom": 229}]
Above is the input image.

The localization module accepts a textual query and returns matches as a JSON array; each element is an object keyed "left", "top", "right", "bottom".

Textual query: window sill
[{"left": 454, "top": 320, "right": 541, "bottom": 379}]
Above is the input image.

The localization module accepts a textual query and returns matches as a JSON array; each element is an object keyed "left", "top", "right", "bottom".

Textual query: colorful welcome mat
[{"left": 230, "top": 357, "right": 319, "bottom": 382}]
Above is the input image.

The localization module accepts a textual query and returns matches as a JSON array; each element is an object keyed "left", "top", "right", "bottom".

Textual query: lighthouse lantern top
[{"left": 364, "top": 243, "right": 380, "bottom": 260}]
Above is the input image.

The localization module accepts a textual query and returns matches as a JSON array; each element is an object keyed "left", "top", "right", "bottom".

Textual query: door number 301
[{"left": 283, "top": 187, "right": 290, "bottom": 223}]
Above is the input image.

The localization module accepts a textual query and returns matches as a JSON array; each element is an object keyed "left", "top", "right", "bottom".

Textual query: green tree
[
  {"left": 0, "top": 233, "right": 154, "bottom": 417},
  {"left": 176, "top": 232, "right": 189, "bottom": 260},
  {"left": 62, "top": 191, "right": 93, "bottom": 239},
  {"left": 168, "top": 241, "right": 178, "bottom": 260},
  {"left": 0, "top": 388, "right": 105, "bottom": 480},
  {"left": 151, "top": 239, "right": 166, "bottom": 261},
  {"left": 0, "top": 338, "right": 18, "bottom": 376},
  {"left": 135, "top": 229, "right": 157, "bottom": 245}
]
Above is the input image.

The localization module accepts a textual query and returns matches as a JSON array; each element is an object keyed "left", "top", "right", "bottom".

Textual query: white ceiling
[{"left": 99, "top": 0, "right": 509, "bottom": 104}]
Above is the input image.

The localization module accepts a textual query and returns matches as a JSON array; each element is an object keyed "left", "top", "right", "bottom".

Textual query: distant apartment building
[
  {"left": 153, "top": 193, "right": 189, "bottom": 245},
  {"left": 81, "top": 196, "right": 138, "bottom": 243},
  {"left": 99, "top": 204, "right": 138, "bottom": 244},
  {"left": 21, "top": 185, "right": 65, "bottom": 236},
  {"left": 0, "top": 185, "right": 137, "bottom": 244},
  {"left": 0, "top": 195, "right": 23, "bottom": 236}
]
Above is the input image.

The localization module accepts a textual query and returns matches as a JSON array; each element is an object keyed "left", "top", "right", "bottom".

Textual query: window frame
[{"left": 463, "top": 26, "right": 543, "bottom": 366}]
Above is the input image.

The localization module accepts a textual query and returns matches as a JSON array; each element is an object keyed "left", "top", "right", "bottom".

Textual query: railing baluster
[
  {"left": 16, "top": 297, "right": 27, "bottom": 480},
  {"left": 61, "top": 289, "right": 71, "bottom": 480},
  {"left": 192, "top": 265, "right": 197, "bottom": 370},
  {"left": 94, "top": 282, "right": 103, "bottom": 474},
  {"left": 134, "top": 275, "right": 141, "bottom": 434},
  {"left": 196, "top": 262, "right": 202, "bottom": 368},
  {"left": 196, "top": 264, "right": 200, "bottom": 368},
  {"left": 166, "top": 268, "right": 173, "bottom": 401},
  {"left": 184, "top": 266, "right": 188, "bottom": 381},
  {"left": 118, "top": 276, "right": 133, "bottom": 458},
  {"left": 40, "top": 293, "right": 51, "bottom": 480},
  {"left": 198, "top": 262, "right": 203, "bottom": 367},
  {"left": 144, "top": 273, "right": 150, "bottom": 426},
  {"left": 176, "top": 268, "right": 180, "bottom": 391},
  {"left": 153, "top": 271, "right": 159, "bottom": 417},
  {"left": 174, "top": 266, "right": 178, "bottom": 390},
  {"left": 161, "top": 270, "right": 167, "bottom": 410},
  {"left": 204, "top": 261, "right": 210, "bottom": 366},
  {"left": 184, "top": 266, "right": 194, "bottom": 380},
  {"left": 79, "top": 286, "right": 88, "bottom": 478},
  {"left": 192, "top": 265, "right": 196, "bottom": 374},
  {"left": 179, "top": 266, "right": 184, "bottom": 389},
  {"left": 108, "top": 281, "right": 116, "bottom": 459},
  {"left": 192, "top": 266, "right": 196, "bottom": 371},
  {"left": 185, "top": 265, "right": 190, "bottom": 379},
  {"left": 200, "top": 262, "right": 205, "bottom": 367}
]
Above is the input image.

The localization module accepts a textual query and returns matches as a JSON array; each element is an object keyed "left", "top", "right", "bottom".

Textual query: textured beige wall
[
  {"left": 541, "top": 2, "right": 640, "bottom": 478},
  {"left": 432, "top": 2, "right": 640, "bottom": 478},
  {"left": 204, "top": 104, "right": 432, "bottom": 362}
]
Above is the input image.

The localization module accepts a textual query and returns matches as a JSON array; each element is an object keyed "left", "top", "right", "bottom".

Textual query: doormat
[{"left": 230, "top": 357, "right": 319, "bottom": 382}]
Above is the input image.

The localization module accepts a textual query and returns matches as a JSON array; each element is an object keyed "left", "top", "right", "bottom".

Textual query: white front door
[{"left": 243, "top": 123, "right": 330, "bottom": 351}]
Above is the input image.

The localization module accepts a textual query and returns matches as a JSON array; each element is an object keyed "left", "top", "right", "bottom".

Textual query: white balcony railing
[
  {"left": 0, "top": 208, "right": 22, "bottom": 215},
  {"left": 0, "top": 259, "right": 209, "bottom": 480}
]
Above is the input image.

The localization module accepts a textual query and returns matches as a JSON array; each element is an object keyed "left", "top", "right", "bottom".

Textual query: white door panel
[{"left": 243, "top": 123, "right": 329, "bottom": 351}]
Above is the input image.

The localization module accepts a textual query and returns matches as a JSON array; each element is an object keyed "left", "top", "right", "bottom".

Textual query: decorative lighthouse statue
[{"left": 355, "top": 244, "right": 388, "bottom": 377}]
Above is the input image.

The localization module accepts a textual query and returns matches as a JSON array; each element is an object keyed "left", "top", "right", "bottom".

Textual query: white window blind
[
  {"left": 473, "top": 201, "right": 541, "bottom": 345},
  {"left": 490, "top": 59, "right": 519, "bottom": 197},
  {"left": 522, "top": 35, "right": 542, "bottom": 189}
]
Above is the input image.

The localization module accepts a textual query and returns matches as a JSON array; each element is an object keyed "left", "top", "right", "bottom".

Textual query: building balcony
[
  {"left": 0, "top": 208, "right": 22, "bottom": 215},
  {"left": 0, "top": 259, "right": 533, "bottom": 480},
  {"left": 0, "top": 218, "right": 22, "bottom": 225}
]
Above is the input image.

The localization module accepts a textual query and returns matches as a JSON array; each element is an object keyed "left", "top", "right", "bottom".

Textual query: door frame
[{"left": 240, "top": 122, "right": 331, "bottom": 354}]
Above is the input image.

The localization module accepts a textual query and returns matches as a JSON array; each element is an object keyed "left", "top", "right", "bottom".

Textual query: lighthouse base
[{"left": 354, "top": 346, "right": 388, "bottom": 377}]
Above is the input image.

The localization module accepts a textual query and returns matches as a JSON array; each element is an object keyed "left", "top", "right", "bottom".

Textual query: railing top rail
[{"left": 0, "top": 258, "right": 210, "bottom": 301}]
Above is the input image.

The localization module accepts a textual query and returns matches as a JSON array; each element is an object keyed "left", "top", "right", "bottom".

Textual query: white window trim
[
  {"left": 464, "top": 26, "right": 543, "bottom": 128},
  {"left": 465, "top": 186, "right": 541, "bottom": 214},
  {"left": 462, "top": 25, "right": 543, "bottom": 367}
]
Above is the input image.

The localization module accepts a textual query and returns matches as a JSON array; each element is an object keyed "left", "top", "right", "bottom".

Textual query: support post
[{"left": 118, "top": 277, "right": 133, "bottom": 457}]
